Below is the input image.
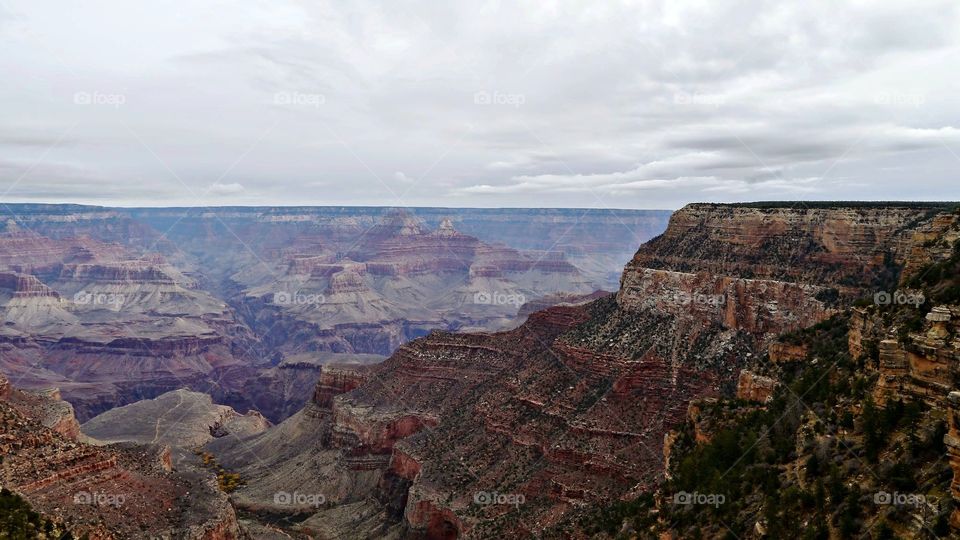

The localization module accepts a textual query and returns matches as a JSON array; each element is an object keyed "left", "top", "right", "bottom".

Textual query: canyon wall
[{"left": 209, "top": 202, "right": 954, "bottom": 538}]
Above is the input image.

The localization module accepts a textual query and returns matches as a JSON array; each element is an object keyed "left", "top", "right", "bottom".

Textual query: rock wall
[
  {"left": 617, "top": 267, "right": 833, "bottom": 337},
  {"left": 737, "top": 370, "right": 778, "bottom": 403},
  {"left": 625, "top": 203, "right": 945, "bottom": 287}
]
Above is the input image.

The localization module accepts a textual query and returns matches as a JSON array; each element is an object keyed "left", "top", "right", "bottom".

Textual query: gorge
[
  {"left": 3, "top": 201, "right": 960, "bottom": 539},
  {"left": 0, "top": 204, "right": 669, "bottom": 423}
]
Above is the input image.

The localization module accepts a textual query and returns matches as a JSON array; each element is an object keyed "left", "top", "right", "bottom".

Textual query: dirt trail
[{"left": 151, "top": 390, "right": 185, "bottom": 445}]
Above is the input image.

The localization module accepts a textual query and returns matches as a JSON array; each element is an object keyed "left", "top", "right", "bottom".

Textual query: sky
[{"left": 0, "top": 0, "right": 958, "bottom": 209}]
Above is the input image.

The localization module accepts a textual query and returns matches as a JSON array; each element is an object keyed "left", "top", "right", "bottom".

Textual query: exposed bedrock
[
  {"left": 0, "top": 373, "right": 241, "bottom": 539},
  {"left": 217, "top": 203, "right": 954, "bottom": 538}
]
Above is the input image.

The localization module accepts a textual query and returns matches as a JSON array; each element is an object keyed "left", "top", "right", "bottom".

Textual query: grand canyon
[
  {"left": 0, "top": 205, "right": 668, "bottom": 424},
  {"left": 3, "top": 201, "right": 960, "bottom": 539},
  {"left": 5, "top": 2, "right": 960, "bottom": 538}
]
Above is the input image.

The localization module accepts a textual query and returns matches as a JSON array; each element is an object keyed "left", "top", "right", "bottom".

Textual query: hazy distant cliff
[{"left": 0, "top": 204, "right": 667, "bottom": 422}]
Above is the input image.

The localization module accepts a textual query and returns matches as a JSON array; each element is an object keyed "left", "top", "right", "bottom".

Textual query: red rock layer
[
  {"left": 290, "top": 204, "right": 954, "bottom": 538},
  {"left": 0, "top": 373, "right": 240, "bottom": 539},
  {"left": 0, "top": 271, "right": 60, "bottom": 298}
]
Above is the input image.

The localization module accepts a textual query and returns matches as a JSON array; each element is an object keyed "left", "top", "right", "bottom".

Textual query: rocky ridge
[
  {"left": 582, "top": 203, "right": 960, "bottom": 538},
  {"left": 0, "top": 372, "right": 240, "bottom": 539}
]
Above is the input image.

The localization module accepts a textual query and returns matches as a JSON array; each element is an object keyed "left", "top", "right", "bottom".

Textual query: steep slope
[
  {"left": 210, "top": 202, "right": 953, "bottom": 538},
  {"left": 0, "top": 373, "right": 240, "bottom": 539},
  {"left": 580, "top": 205, "right": 960, "bottom": 539}
]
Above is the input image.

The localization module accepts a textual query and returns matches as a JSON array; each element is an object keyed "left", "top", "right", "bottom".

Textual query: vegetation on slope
[
  {"left": 578, "top": 309, "right": 954, "bottom": 538},
  {"left": 0, "top": 488, "right": 77, "bottom": 540}
]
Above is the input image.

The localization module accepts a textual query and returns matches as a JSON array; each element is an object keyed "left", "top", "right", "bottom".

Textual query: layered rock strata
[
  {"left": 0, "top": 373, "right": 240, "bottom": 539},
  {"left": 211, "top": 203, "right": 951, "bottom": 538}
]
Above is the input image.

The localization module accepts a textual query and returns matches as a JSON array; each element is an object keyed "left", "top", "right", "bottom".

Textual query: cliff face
[
  {"left": 0, "top": 373, "right": 240, "bottom": 539},
  {"left": 845, "top": 211, "right": 960, "bottom": 411},
  {"left": 209, "top": 202, "right": 955, "bottom": 538},
  {"left": 595, "top": 204, "right": 960, "bottom": 539},
  {"left": 626, "top": 203, "right": 941, "bottom": 287},
  {"left": 614, "top": 203, "right": 947, "bottom": 350}
]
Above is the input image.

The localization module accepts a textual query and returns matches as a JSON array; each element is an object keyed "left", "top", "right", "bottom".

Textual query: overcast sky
[{"left": 1, "top": 1, "right": 958, "bottom": 209}]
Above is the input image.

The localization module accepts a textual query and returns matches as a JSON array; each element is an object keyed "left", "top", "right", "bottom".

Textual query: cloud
[
  {"left": 207, "top": 182, "right": 245, "bottom": 195},
  {"left": 0, "top": 0, "right": 959, "bottom": 208}
]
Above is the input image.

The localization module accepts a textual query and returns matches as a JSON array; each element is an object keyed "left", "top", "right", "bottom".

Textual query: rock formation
[
  {"left": 81, "top": 388, "right": 270, "bottom": 449},
  {"left": 0, "top": 373, "right": 240, "bottom": 539},
  {"left": 207, "top": 202, "right": 955, "bottom": 538},
  {"left": 0, "top": 204, "right": 667, "bottom": 422},
  {"left": 632, "top": 203, "right": 960, "bottom": 539},
  {"left": 0, "top": 227, "right": 262, "bottom": 421}
]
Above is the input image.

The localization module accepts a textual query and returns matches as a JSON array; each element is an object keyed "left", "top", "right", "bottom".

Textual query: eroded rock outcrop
[
  {"left": 0, "top": 373, "right": 240, "bottom": 539},
  {"left": 737, "top": 370, "right": 778, "bottom": 403},
  {"left": 81, "top": 388, "right": 271, "bottom": 449},
  {"left": 768, "top": 341, "right": 809, "bottom": 363}
]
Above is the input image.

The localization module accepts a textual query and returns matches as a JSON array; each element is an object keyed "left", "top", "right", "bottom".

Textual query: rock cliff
[
  {"left": 586, "top": 203, "right": 960, "bottom": 539},
  {"left": 0, "top": 373, "right": 240, "bottom": 539},
  {"left": 210, "top": 202, "right": 956, "bottom": 538}
]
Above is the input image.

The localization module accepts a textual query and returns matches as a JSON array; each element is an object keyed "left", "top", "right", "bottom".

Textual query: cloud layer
[{"left": 1, "top": 0, "right": 959, "bottom": 208}]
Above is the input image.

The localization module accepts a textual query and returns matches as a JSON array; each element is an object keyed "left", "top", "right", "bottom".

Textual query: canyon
[
  {"left": 0, "top": 204, "right": 669, "bottom": 422},
  {"left": 0, "top": 371, "right": 241, "bottom": 539},
  {"left": 5, "top": 201, "right": 960, "bottom": 539},
  {"left": 196, "top": 202, "right": 957, "bottom": 538}
]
